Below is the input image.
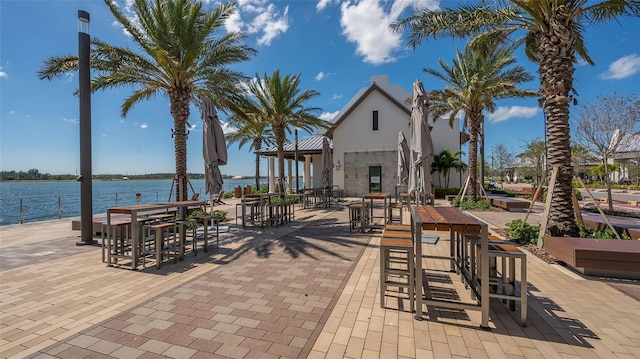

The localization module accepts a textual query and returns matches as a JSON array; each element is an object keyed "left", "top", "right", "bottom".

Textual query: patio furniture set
[
  {"left": 378, "top": 196, "right": 529, "bottom": 328},
  {"left": 103, "top": 200, "right": 220, "bottom": 270}
]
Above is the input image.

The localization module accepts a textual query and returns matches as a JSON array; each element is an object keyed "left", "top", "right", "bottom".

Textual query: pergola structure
[{"left": 255, "top": 134, "right": 332, "bottom": 192}]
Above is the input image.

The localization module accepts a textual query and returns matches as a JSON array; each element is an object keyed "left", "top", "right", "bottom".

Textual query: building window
[{"left": 372, "top": 110, "right": 379, "bottom": 131}]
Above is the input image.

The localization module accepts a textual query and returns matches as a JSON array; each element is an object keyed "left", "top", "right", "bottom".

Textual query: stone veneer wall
[{"left": 342, "top": 150, "right": 397, "bottom": 197}]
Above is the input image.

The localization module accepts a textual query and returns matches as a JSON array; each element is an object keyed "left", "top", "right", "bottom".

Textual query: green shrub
[
  {"left": 212, "top": 209, "right": 227, "bottom": 222},
  {"left": 505, "top": 219, "right": 540, "bottom": 244},
  {"left": 457, "top": 198, "right": 491, "bottom": 210},
  {"left": 435, "top": 187, "right": 460, "bottom": 198},
  {"left": 576, "top": 222, "right": 628, "bottom": 239}
]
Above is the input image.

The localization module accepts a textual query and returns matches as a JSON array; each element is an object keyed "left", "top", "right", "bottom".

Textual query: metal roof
[{"left": 255, "top": 134, "right": 332, "bottom": 158}]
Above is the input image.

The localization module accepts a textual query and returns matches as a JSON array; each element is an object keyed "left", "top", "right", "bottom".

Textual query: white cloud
[
  {"left": 226, "top": 0, "right": 289, "bottom": 46},
  {"left": 140, "top": 123, "right": 148, "bottom": 129},
  {"left": 317, "top": 0, "right": 335, "bottom": 11},
  {"left": 320, "top": 110, "right": 340, "bottom": 121},
  {"left": 601, "top": 54, "right": 640, "bottom": 80},
  {"left": 332, "top": 94, "right": 343, "bottom": 100},
  {"left": 487, "top": 106, "right": 539, "bottom": 124},
  {"left": 0, "top": 67, "right": 7, "bottom": 79},
  {"left": 315, "top": 72, "right": 325, "bottom": 81},
  {"left": 221, "top": 121, "right": 236, "bottom": 134},
  {"left": 339, "top": 0, "right": 439, "bottom": 65},
  {"left": 9, "top": 110, "right": 15, "bottom": 115},
  {"left": 63, "top": 117, "right": 79, "bottom": 125},
  {"left": 225, "top": 11, "right": 243, "bottom": 33}
]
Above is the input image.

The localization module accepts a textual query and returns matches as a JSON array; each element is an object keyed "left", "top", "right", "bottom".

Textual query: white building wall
[
  {"left": 331, "top": 76, "right": 464, "bottom": 196},
  {"left": 332, "top": 90, "right": 409, "bottom": 195}
]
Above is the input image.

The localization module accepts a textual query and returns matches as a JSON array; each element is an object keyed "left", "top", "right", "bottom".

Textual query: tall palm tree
[
  {"left": 425, "top": 43, "right": 537, "bottom": 199},
  {"left": 244, "top": 71, "right": 330, "bottom": 193},
  {"left": 392, "top": 0, "right": 640, "bottom": 236},
  {"left": 226, "top": 99, "right": 275, "bottom": 190},
  {"left": 38, "top": 0, "right": 256, "bottom": 201}
]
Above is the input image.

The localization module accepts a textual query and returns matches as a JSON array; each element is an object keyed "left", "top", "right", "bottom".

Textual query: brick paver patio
[{"left": 1, "top": 198, "right": 639, "bottom": 358}]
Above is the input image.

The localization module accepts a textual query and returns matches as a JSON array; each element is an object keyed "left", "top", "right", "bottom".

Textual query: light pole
[
  {"left": 77, "top": 10, "right": 95, "bottom": 245},
  {"left": 295, "top": 128, "right": 299, "bottom": 193}
]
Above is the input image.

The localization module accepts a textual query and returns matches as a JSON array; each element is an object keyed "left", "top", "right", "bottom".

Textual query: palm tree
[
  {"left": 391, "top": 1, "right": 640, "bottom": 236},
  {"left": 432, "top": 149, "right": 467, "bottom": 189},
  {"left": 244, "top": 71, "right": 330, "bottom": 193},
  {"left": 226, "top": 99, "right": 275, "bottom": 190},
  {"left": 38, "top": 0, "right": 256, "bottom": 201},
  {"left": 425, "top": 43, "right": 537, "bottom": 199}
]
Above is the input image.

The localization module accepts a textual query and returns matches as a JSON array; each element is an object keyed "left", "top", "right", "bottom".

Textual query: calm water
[{"left": 0, "top": 179, "right": 265, "bottom": 226}]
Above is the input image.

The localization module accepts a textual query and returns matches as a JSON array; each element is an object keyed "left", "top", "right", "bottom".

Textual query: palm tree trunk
[
  {"left": 467, "top": 112, "right": 481, "bottom": 200},
  {"left": 169, "top": 88, "right": 191, "bottom": 202},
  {"left": 539, "top": 10, "right": 579, "bottom": 237},
  {"left": 254, "top": 138, "right": 262, "bottom": 190},
  {"left": 273, "top": 124, "right": 286, "bottom": 194}
]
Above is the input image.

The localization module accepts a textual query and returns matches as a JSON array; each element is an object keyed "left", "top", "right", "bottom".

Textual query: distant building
[{"left": 610, "top": 130, "right": 640, "bottom": 182}]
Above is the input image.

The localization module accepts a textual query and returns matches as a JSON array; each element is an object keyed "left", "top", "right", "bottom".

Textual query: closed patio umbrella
[
  {"left": 408, "top": 79, "right": 434, "bottom": 203},
  {"left": 202, "top": 97, "right": 227, "bottom": 200},
  {"left": 321, "top": 136, "right": 333, "bottom": 187},
  {"left": 397, "top": 131, "right": 410, "bottom": 185}
]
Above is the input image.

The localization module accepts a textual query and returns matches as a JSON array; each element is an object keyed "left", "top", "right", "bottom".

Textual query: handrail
[{"left": 0, "top": 188, "right": 205, "bottom": 225}]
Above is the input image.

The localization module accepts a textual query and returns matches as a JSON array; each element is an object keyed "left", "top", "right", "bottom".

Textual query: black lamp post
[
  {"left": 77, "top": 10, "right": 95, "bottom": 245},
  {"left": 295, "top": 128, "right": 299, "bottom": 193}
]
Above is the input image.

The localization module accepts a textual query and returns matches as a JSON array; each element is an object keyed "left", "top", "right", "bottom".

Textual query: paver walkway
[{"left": 1, "top": 198, "right": 639, "bottom": 358}]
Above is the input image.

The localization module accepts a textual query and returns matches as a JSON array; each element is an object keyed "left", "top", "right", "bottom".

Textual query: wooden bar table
[
  {"left": 409, "top": 205, "right": 490, "bottom": 328},
  {"left": 362, "top": 192, "right": 390, "bottom": 229},
  {"left": 107, "top": 200, "right": 207, "bottom": 269}
]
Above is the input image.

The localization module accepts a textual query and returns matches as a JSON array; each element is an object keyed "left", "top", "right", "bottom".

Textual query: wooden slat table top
[
  {"left": 414, "top": 206, "right": 481, "bottom": 232},
  {"left": 363, "top": 192, "right": 390, "bottom": 200},
  {"left": 108, "top": 203, "right": 165, "bottom": 215}
]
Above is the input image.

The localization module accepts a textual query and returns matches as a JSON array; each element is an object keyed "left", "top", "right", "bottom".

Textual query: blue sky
[{"left": 1, "top": 0, "right": 639, "bottom": 177}]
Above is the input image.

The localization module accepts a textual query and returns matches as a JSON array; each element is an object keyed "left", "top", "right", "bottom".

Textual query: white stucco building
[
  {"left": 257, "top": 75, "right": 464, "bottom": 196},
  {"left": 327, "top": 75, "right": 463, "bottom": 196}
]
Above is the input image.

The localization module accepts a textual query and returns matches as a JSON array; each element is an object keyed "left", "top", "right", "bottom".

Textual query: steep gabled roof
[{"left": 324, "top": 82, "right": 411, "bottom": 138}]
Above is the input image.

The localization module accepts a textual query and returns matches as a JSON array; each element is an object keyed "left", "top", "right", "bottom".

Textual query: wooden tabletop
[
  {"left": 363, "top": 192, "right": 390, "bottom": 200},
  {"left": 413, "top": 206, "right": 481, "bottom": 232}
]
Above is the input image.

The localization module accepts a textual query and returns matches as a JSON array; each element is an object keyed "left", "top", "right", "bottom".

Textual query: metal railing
[{"left": 0, "top": 187, "right": 207, "bottom": 226}]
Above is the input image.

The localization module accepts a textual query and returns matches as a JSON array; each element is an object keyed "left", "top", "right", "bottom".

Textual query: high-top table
[
  {"left": 409, "top": 205, "right": 490, "bottom": 328},
  {"left": 362, "top": 192, "right": 390, "bottom": 229},
  {"left": 107, "top": 200, "right": 208, "bottom": 269}
]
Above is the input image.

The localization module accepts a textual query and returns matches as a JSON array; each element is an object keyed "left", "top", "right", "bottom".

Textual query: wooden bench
[
  {"left": 519, "top": 187, "right": 535, "bottom": 196},
  {"left": 490, "top": 198, "right": 530, "bottom": 211},
  {"left": 445, "top": 194, "right": 457, "bottom": 202},
  {"left": 581, "top": 215, "right": 640, "bottom": 240},
  {"left": 545, "top": 236, "right": 640, "bottom": 279}
]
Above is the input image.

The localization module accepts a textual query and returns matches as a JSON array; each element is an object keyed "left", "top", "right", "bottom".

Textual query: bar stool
[
  {"left": 385, "top": 224, "right": 411, "bottom": 232},
  {"left": 462, "top": 233, "right": 509, "bottom": 290},
  {"left": 103, "top": 221, "right": 131, "bottom": 267},
  {"left": 475, "top": 242, "right": 528, "bottom": 326},
  {"left": 142, "top": 221, "right": 178, "bottom": 269},
  {"left": 379, "top": 230, "right": 415, "bottom": 312},
  {"left": 175, "top": 218, "right": 197, "bottom": 259},
  {"left": 348, "top": 203, "right": 369, "bottom": 232},
  {"left": 194, "top": 214, "right": 219, "bottom": 252},
  {"left": 387, "top": 202, "right": 403, "bottom": 224}
]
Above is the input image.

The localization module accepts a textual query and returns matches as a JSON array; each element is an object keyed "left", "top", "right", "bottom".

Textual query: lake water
[{"left": 0, "top": 178, "right": 269, "bottom": 226}]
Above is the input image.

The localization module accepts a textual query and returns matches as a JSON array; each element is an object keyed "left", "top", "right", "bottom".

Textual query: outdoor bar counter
[{"left": 409, "top": 205, "right": 491, "bottom": 328}]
